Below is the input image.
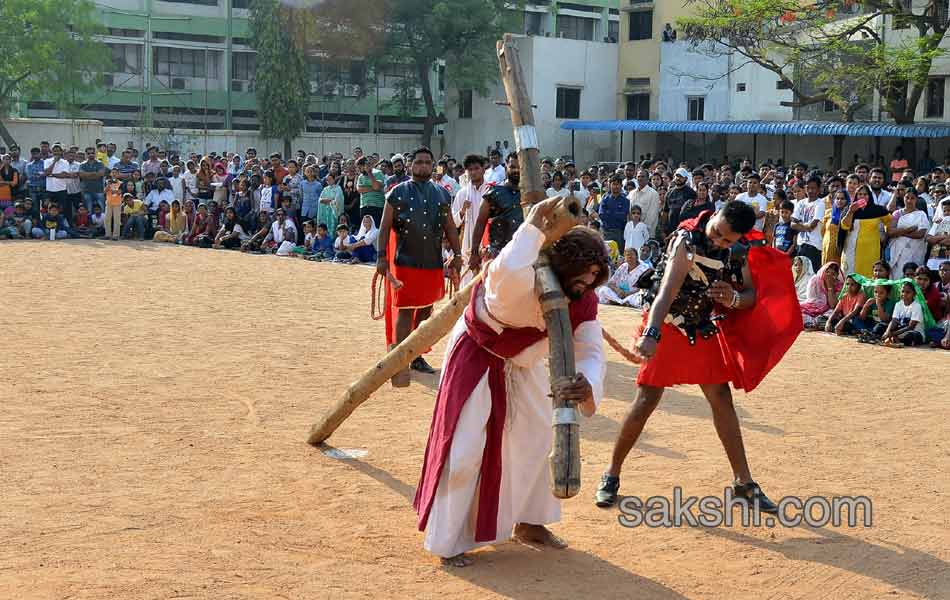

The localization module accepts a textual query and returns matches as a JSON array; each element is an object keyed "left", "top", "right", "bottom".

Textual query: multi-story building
[
  {"left": 16, "top": 0, "right": 437, "bottom": 149},
  {"left": 445, "top": 0, "right": 620, "bottom": 165}
]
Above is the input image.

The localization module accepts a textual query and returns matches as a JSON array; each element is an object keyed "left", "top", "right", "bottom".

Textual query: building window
[
  {"left": 557, "top": 15, "right": 595, "bottom": 41},
  {"left": 628, "top": 10, "right": 652, "bottom": 40},
  {"left": 687, "top": 96, "right": 705, "bottom": 121},
  {"left": 626, "top": 93, "right": 649, "bottom": 119},
  {"left": 823, "top": 99, "right": 837, "bottom": 113},
  {"left": 556, "top": 87, "right": 581, "bottom": 119},
  {"left": 155, "top": 47, "right": 218, "bottom": 78},
  {"left": 776, "top": 79, "right": 793, "bottom": 90},
  {"left": 607, "top": 19, "right": 619, "bottom": 42},
  {"left": 525, "top": 11, "right": 545, "bottom": 35},
  {"left": 458, "top": 89, "right": 473, "bottom": 119},
  {"left": 736, "top": 83, "right": 746, "bottom": 92},
  {"left": 926, "top": 77, "right": 945, "bottom": 118},
  {"left": 231, "top": 52, "right": 256, "bottom": 82},
  {"left": 110, "top": 43, "right": 143, "bottom": 74}
]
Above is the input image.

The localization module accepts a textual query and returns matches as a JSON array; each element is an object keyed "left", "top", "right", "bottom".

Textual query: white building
[{"left": 445, "top": 35, "right": 619, "bottom": 166}]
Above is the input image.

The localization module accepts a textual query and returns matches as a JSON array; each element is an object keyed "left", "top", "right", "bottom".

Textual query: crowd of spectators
[{"left": 0, "top": 138, "right": 947, "bottom": 349}]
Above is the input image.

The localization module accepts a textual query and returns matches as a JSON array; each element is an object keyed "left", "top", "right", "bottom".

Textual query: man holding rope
[{"left": 377, "top": 147, "right": 462, "bottom": 385}]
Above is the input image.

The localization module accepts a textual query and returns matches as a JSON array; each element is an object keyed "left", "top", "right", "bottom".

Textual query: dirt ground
[{"left": 1, "top": 240, "right": 948, "bottom": 600}]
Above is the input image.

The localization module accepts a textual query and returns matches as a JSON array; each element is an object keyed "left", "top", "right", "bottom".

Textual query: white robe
[
  {"left": 423, "top": 223, "right": 605, "bottom": 558},
  {"left": 452, "top": 181, "right": 492, "bottom": 286},
  {"left": 596, "top": 261, "right": 650, "bottom": 308}
]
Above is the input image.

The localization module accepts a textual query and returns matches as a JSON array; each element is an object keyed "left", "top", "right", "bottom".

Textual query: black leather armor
[
  {"left": 638, "top": 218, "right": 749, "bottom": 345},
  {"left": 387, "top": 179, "right": 451, "bottom": 270},
  {"left": 482, "top": 184, "right": 524, "bottom": 256}
]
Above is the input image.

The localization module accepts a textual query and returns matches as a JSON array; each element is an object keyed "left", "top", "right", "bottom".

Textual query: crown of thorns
[{"left": 551, "top": 233, "right": 608, "bottom": 264}]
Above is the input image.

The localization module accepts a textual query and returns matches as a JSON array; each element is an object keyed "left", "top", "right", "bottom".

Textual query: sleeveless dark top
[{"left": 387, "top": 179, "right": 451, "bottom": 269}]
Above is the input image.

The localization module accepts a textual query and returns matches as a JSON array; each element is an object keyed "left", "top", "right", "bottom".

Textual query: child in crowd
[
  {"left": 90, "top": 204, "right": 105, "bottom": 238},
  {"left": 770, "top": 199, "right": 797, "bottom": 255},
  {"left": 902, "top": 262, "right": 918, "bottom": 279},
  {"left": 70, "top": 204, "right": 93, "bottom": 238},
  {"left": 131, "top": 170, "right": 144, "bottom": 198},
  {"left": 857, "top": 284, "right": 895, "bottom": 341},
  {"left": 333, "top": 223, "right": 354, "bottom": 260},
  {"left": 825, "top": 274, "right": 867, "bottom": 335},
  {"left": 872, "top": 260, "right": 891, "bottom": 281},
  {"left": 311, "top": 223, "right": 334, "bottom": 259},
  {"left": 241, "top": 212, "right": 272, "bottom": 253},
  {"left": 0, "top": 202, "right": 30, "bottom": 239},
  {"left": 881, "top": 282, "right": 928, "bottom": 347},
  {"left": 623, "top": 205, "right": 650, "bottom": 257},
  {"left": 104, "top": 168, "right": 124, "bottom": 241},
  {"left": 0, "top": 206, "right": 20, "bottom": 239},
  {"left": 33, "top": 203, "right": 68, "bottom": 240}
]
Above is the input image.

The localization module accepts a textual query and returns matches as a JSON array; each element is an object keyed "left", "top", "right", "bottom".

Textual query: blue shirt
[
  {"left": 314, "top": 234, "right": 333, "bottom": 252},
  {"left": 773, "top": 220, "right": 793, "bottom": 252},
  {"left": 598, "top": 192, "right": 630, "bottom": 231},
  {"left": 115, "top": 160, "right": 140, "bottom": 178},
  {"left": 27, "top": 159, "right": 46, "bottom": 189},
  {"left": 300, "top": 178, "right": 323, "bottom": 218}
]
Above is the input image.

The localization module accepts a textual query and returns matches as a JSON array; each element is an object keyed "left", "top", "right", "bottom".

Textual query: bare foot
[
  {"left": 513, "top": 523, "right": 568, "bottom": 549},
  {"left": 440, "top": 553, "right": 473, "bottom": 567}
]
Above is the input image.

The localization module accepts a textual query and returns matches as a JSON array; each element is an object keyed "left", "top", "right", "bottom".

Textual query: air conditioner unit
[
  {"left": 344, "top": 83, "right": 360, "bottom": 97},
  {"left": 309, "top": 81, "right": 320, "bottom": 94},
  {"left": 103, "top": 73, "right": 115, "bottom": 86},
  {"left": 231, "top": 79, "right": 245, "bottom": 92},
  {"left": 171, "top": 77, "right": 186, "bottom": 90}
]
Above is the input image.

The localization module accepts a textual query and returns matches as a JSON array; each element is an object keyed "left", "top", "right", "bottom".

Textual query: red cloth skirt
[
  {"left": 383, "top": 232, "right": 445, "bottom": 347},
  {"left": 632, "top": 313, "right": 731, "bottom": 388}
]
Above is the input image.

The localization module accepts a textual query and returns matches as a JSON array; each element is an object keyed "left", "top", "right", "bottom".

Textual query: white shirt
[
  {"left": 485, "top": 164, "right": 506, "bottom": 186},
  {"left": 452, "top": 181, "right": 492, "bottom": 260},
  {"left": 892, "top": 300, "right": 925, "bottom": 335},
  {"left": 44, "top": 157, "right": 70, "bottom": 192},
  {"left": 168, "top": 175, "right": 185, "bottom": 202},
  {"left": 623, "top": 221, "right": 650, "bottom": 254},
  {"left": 545, "top": 187, "right": 570, "bottom": 199},
  {"left": 792, "top": 197, "right": 826, "bottom": 249},
  {"left": 871, "top": 188, "right": 892, "bottom": 207},
  {"left": 269, "top": 220, "right": 296, "bottom": 244},
  {"left": 144, "top": 188, "right": 175, "bottom": 211},
  {"left": 65, "top": 161, "right": 82, "bottom": 195},
  {"left": 107, "top": 156, "right": 121, "bottom": 169},
  {"left": 183, "top": 171, "right": 198, "bottom": 196},
  {"left": 628, "top": 185, "right": 661, "bottom": 235},
  {"left": 736, "top": 192, "right": 769, "bottom": 231}
]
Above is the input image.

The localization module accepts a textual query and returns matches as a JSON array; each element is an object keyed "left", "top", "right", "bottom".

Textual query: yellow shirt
[{"left": 122, "top": 199, "right": 145, "bottom": 216}]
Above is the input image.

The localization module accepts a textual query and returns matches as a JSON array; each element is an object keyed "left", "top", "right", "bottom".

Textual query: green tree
[
  {"left": 387, "top": 0, "right": 519, "bottom": 147},
  {"left": 249, "top": 0, "right": 311, "bottom": 158},
  {"left": 679, "top": 0, "right": 950, "bottom": 166},
  {"left": 0, "top": 0, "right": 109, "bottom": 147}
]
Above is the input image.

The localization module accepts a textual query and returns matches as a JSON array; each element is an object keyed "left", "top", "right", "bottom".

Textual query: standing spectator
[
  {"left": 926, "top": 199, "right": 950, "bottom": 269},
  {"left": 770, "top": 199, "right": 797, "bottom": 256},
  {"left": 678, "top": 179, "right": 714, "bottom": 222},
  {"left": 736, "top": 172, "right": 769, "bottom": 231},
  {"left": 598, "top": 175, "right": 630, "bottom": 252},
  {"left": 183, "top": 160, "right": 199, "bottom": 201},
  {"left": 43, "top": 143, "right": 71, "bottom": 223},
  {"left": 662, "top": 168, "right": 697, "bottom": 235},
  {"left": 257, "top": 170, "right": 280, "bottom": 216},
  {"left": 868, "top": 168, "right": 892, "bottom": 207},
  {"left": 114, "top": 149, "right": 139, "bottom": 181},
  {"left": 485, "top": 149, "right": 506, "bottom": 185},
  {"left": 281, "top": 160, "right": 303, "bottom": 214},
  {"left": 168, "top": 164, "right": 185, "bottom": 203},
  {"left": 628, "top": 169, "right": 660, "bottom": 238},
  {"left": 300, "top": 165, "right": 323, "bottom": 226},
  {"left": 0, "top": 154, "right": 19, "bottom": 210},
  {"left": 341, "top": 161, "right": 361, "bottom": 228},
  {"left": 318, "top": 172, "right": 343, "bottom": 235},
  {"left": 195, "top": 158, "right": 214, "bottom": 201},
  {"left": 889, "top": 147, "right": 909, "bottom": 183},
  {"left": 9, "top": 146, "right": 28, "bottom": 200},
  {"left": 840, "top": 185, "right": 891, "bottom": 277},
  {"left": 623, "top": 205, "right": 650, "bottom": 257},
  {"left": 821, "top": 189, "right": 850, "bottom": 266},
  {"left": 269, "top": 153, "right": 289, "bottom": 183},
  {"left": 103, "top": 168, "right": 124, "bottom": 241},
  {"left": 791, "top": 176, "right": 825, "bottom": 272},
  {"left": 356, "top": 156, "right": 385, "bottom": 225},
  {"left": 887, "top": 189, "right": 930, "bottom": 275},
  {"left": 385, "top": 155, "right": 410, "bottom": 191},
  {"left": 78, "top": 147, "right": 106, "bottom": 211},
  {"left": 141, "top": 147, "right": 163, "bottom": 178}
]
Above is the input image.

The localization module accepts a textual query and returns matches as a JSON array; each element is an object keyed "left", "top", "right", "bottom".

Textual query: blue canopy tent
[{"left": 560, "top": 119, "right": 950, "bottom": 167}]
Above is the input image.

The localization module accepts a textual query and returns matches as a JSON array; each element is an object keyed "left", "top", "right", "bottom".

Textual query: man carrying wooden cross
[{"left": 413, "top": 198, "right": 609, "bottom": 567}]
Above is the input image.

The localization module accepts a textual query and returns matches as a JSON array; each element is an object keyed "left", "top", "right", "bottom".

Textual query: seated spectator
[
  {"left": 213, "top": 207, "right": 248, "bottom": 250},
  {"left": 121, "top": 193, "right": 147, "bottom": 240},
  {"left": 792, "top": 255, "right": 815, "bottom": 303},
  {"left": 902, "top": 261, "right": 919, "bottom": 279},
  {"left": 881, "top": 282, "right": 928, "bottom": 347},
  {"left": 856, "top": 284, "right": 895, "bottom": 341},
  {"left": 312, "top": 223, "right": 334, "bottom": 259},
  {"left": 926, "top": 199, "right": 950, "bottom": 269},
  {"left": 872, "top": 259, "right": 891, "bottom": 280},
  {"left": 69, "top": 204, "right": 94, "bottom": 238},
  {"left": 0, "top": 202, "right": 31, "bottom": 239},
  {"left": 801, "top": 262, "right": 843, "bottom": 328},
  {"left": 153, "top": 199, "right": 188, "bottom": 243},
  {"left": 32, "top": 202, "right": 68, "bottom": 240},
  {"left": 185, "top": 203, "right": 215, "bottom": 247},
  {"left": 241, "top": 212, "right": 272, "bottom": 253},
  {"left": 333, "top": 223, "right": 355, "bottom": 260},
  {"left": 825, "top": 274, "right": 866, "bottom": 335},
  {"left": 341, "top": 214, "right": 378, "bottom": 263},
  {"left": 596, "top": 248, "right": 651, "bottom": 308},
  {"left": 264, "top": 207, "right": 296, "bottom": 253}
]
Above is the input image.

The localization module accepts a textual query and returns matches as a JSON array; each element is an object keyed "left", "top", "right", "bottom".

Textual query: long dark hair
[{"left": 549, "top": 227, "right": 610, "bottom": 292}]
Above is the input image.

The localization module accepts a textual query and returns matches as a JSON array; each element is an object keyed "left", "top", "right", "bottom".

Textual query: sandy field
[{"left": 1, "top": 240, "right": 948, "bottom": 600}]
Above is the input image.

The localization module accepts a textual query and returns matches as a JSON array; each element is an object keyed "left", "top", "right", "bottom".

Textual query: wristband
[
  {"left": 644, "top": 326, "right": 662, "bottom": 342},
  {"left": 729, "top": 289, "right": 740, "bottom": 309}
]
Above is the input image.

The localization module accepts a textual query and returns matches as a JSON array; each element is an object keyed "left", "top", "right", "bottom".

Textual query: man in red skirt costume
[
  {"left": 377, "top": 147, "right": 462, "bottom": 384},
  {"left": 595, "top": 201, "right": 801, "bottom": 511}
]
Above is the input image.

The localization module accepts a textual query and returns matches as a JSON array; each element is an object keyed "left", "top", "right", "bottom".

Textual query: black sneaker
[
  {"left": 595, "top": 474, "right": 620, "bottom": 507},
  {"left": 410, "top": 356, "right": 436, "bottom": 374},
  {"left": 733, "top": 480, "right": 779, "bottom": 514}
]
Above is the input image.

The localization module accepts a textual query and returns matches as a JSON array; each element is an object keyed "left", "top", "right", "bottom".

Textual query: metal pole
[
  {"left": 752, "top": 134, "right": 758, "bottom": 166},
  {"left": 619, "top": 130, "right": 624, "bottom": 162},
  {"left": 204, "top": 47, "right": 209, "bottom": 153},
  {"left": 144, "top": 0, "right": 153, "bottom": 128},
  {"left": 571, "top": 129, "right": 575, "bottom": 160},
  {"left": 681, "top": 133, "right": 686, "bottom": 165},
  {"left": 225, "top": 0, "right": 232, "bottom": 129},
  {"left": 782, "top": 134, "right": 787, "bottom": 167},
  {"left": 702, "top": 133, "right": 706, "bottom": 163},
  {"left": 631, "top": 131, "right": 636, "bottom": 165}
]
